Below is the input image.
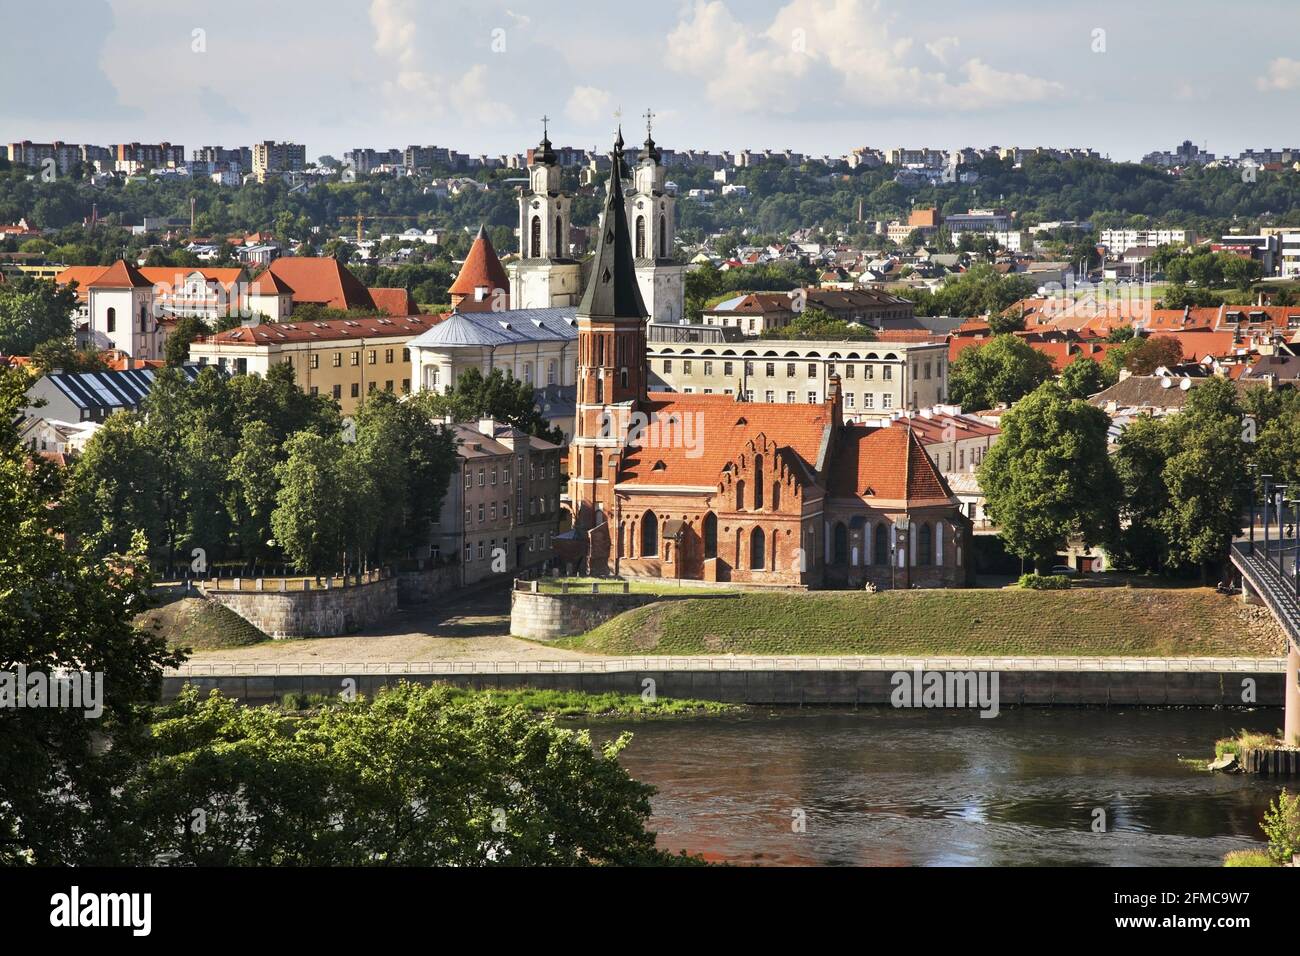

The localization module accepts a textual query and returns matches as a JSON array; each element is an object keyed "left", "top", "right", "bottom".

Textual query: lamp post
[
  {"left": 1263, "top": 475, "right": 1273, "bottom": 568},
  {"left": 1247, "top": 463, "right": 1259, "bottom": 556},
  {"left": 893, "top": 515, "right": 911, "bottom": 590},
  {"left": 1274, "top": 484, "right": 1289, "bottom": 577}
]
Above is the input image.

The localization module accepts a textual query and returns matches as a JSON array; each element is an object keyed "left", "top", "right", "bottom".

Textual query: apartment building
[
  {"left": 187, "top": 314, "right": 437, "bottom": 414},
  {"left": 1281, "top": 232, "right": 1300, "bottom": 278},
  {"left": 702, "top": 287, "right": 916, "bottom": 336},
  {"left": 252, "top": 141, "right": 307, "bottom": 182},
  {"left": 114, "top": 142, "right": 185, "bottom": 172},
  {"left": 1099, "top": 228, "right": 1197, "bottom": 250},
  {"left": 433, "top": 420, "right": 563, "bottom": 585},
  {"left": 646, "top": 337, "right": 948, "bottom": 415}
]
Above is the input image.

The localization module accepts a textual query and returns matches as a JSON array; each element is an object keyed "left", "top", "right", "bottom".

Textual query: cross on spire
[
  {"left": 643, "top": 108, "right": 655, "bottom": 139},
  {"left": 540, "top": 114, "right": 549, "bottom": 138}
]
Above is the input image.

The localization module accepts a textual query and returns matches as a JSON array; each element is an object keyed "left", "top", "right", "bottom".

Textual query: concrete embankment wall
[
  {"left": 163, "top": 667, "right": 1287, "bottom": 707},
  {"left": 203, "top": 578, "right": 399, "bottom": 639},
  {"left": 510, "top": 588, "right": 736, "bottom": 639}
]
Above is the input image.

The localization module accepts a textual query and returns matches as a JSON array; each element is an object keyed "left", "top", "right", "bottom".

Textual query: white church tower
[
  {"left": 509, "top": 118, "right": 583, "bottom": 309},
  {"left": 625, "top": 110, "right": 685, "bottom": 325}
]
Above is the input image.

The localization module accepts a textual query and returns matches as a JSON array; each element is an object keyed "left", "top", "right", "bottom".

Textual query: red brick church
[{"left": 559, "top": 133, "right": 973, "bottom": 589}]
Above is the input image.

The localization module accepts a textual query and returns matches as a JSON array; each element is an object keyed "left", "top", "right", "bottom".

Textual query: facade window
[
  {"left": 503, "top": 501, "right": 510, "bottom": 518},
  {"left": 765, "top": 390, "right": 774, "bottom": 403},
  {"left": 503, "top": 468, "right": 510, "bottom": 484},
  {"left": 478, "top": 468, "right": 485, "bottom": 487},
  {"left": 332, "top": 384, "right": 342, "bottom": 399},
  {"left": 310, "top": 353, "right": 319, "bottom": 369},
  {"left": 465, "top": 506, "right": 472, "bottom": 526},
  {"left": 750, "top": 527, "right": 766, "bottom": 570},
  {"left": 385, "top": 348, "right": 394, "bottom": 363},
  {"left": 465, "top": 542, "right": 472, "bottom": 562},
  {"left": 350, "top": 383, "right": 360, "bottom": 398},
  {"left": 883, "top": 366, "right": 892, "bottom": 380},
  {"left": 808, "top": 363, "right": 817, "bottom": 378},
  {"left": 864, "top": 393, "right": 874, "bottom": 409},
  {"left": 548, "top": 360, "right": 556, "bottom": 385},
  {"left": 368, "top": 350, "right": 376, "bottom": 365},
  {"left": 490, "top": 503, "right": 497, "bottom": 521},
  {"left": 478, "top": 503, "right": 485, "bottom": 522},
  {"left": 402, "top": 379, "right": 410, "bottom": 393},
  {"left": 918, "top": 523, "right": 934, "bottom": 565},
  {"left": 663, "top": 359, "right": 672, "bottom": 373},
  {"left": 477, "top": 541, "right": 484, "bottom": 561},
  {"left": 640, "top": 511, "right": 658, "bottom": 557},
  {"left": 786, "top": 391, "right": 795, "bottom": 403},
  {"left": 786, "top": 363, "right": 795, "bottom": 377},
  {"left": 106, "top": 307, "right": 116, "bottom": 333},
  {"left": 368, "top": 382, "right": 377, "bottom": 393},
  {"left": 724, "top": 362, "right": 733, "bottom": 376},
  {"left": 704, "top": 361, "right": 713, "bottom": 376},
  {"left": 350, "top": 352, "right": 359, "bottom": 366},
  {"left": 846, "top": 365, "right": 855, "bottom": 378},
  {"left": 765, "top": 363, "right": 775, "bottom": 377},
  {"left": 684, "top": 360, "right": 692, "bottom": 374},
  {"left": 864, "top": 365, "right": 874, "bottom": 379},
  {"left": 333, "top": 353, "right": 342, "bottom": 367},
  {"left": 309, "top": 386, "right": 318, "bottom": 396},
  {"left": 491, "top": 467, "right": 498, "bottom": 485},
  {"left": 924, "top": 361, "right": 932, "bottom": 379},
  {"left": 402, "top": 348, "right": 410, "bottom": 362},
  {"left": 882, "top": 394, "right": 893, "bottom": 409},
  {"left": 384, "top": 380, "right": 393, "bottom": 392},
  {"left": 807, "top": 391, "right": 817, "bottom": 404},
  {"left": 465, "top": 471, "right": 472, "bottom": 489},
  {"left": 846, "top": 393, "right": 855, "bottom": 408}
]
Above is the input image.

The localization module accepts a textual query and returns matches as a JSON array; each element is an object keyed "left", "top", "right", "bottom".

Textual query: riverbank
[{"left": 550, "top": 587, "right": 1285, "bottom": 657}]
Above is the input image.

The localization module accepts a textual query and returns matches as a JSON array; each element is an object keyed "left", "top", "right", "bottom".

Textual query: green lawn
[
  {"left": 529, "top": 576, "right": 738, "bottom": 596},
  {"left": 137, "top": 596, "right": 271, "bottom": 652},
  {"left": 551, "top": 587, "right": 1286, "bottom": 657}
]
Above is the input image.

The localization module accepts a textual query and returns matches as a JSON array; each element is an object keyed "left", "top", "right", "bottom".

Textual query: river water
[{"left": 592, "top": 708, "right": 1288, "bottom": 866}]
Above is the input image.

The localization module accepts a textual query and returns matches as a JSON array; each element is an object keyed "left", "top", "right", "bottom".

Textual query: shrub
[
  {"left": 1262, "top": 788, "right": 1300, "bottom": 866},
  {"left": 1018, "top": 573, "right": 1072, "bottom": 590},
  {"left": 1223, "top": 849, "right": 1275, "bottom": 867}
]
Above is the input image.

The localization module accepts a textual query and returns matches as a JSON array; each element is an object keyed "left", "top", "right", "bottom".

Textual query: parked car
[{"left": 1050, "top": 565, "right": 1079, "bottom": 576}]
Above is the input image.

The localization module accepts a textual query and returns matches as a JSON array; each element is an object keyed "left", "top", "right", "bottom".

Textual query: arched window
[
  {"left": 749, "top": 527, "right": 766, "bottom": 570},
  {"left": 771, "top": 481, "right": 781, "bottom": 510},
  {"left": 594, "top": 452, "right": 604, "bottom": 479},
  {"left": 918, "top": 522, "right": 934, "bottom": 566},
  {"left": 635, "top": 215, "right": 646, "bottom": 259},
  {"left": 735, "top": 479, "right": 745, "bottom": 511},
  {"left": 554, "top": 215, "right": 563, "bottom": 255},
  {"left": 106, "top": 307, "right": 116, "bottom": 333},
  {"left": 873, "top": 524, "right": 888, "bottom": 566},
  {"left": 659, "top": 215, "right": 667, "bottom": 258},
  {"left": 530, "top": 215, "right": 542, "bottom": 257},
  {"left": 753, "top": 455, "right": 764, "bottom": 509},
  {"left": 524, "top": 361, "right": 533, "bottom": 384},
  {"left": 139, "top": 305, "right": 148, "bottom": 332},
  {"left": 640, "top": 511, "right": 658, "bottom": 557},
  {"left": 834, "top": 523, "right": 849, "bottom": 565},
  {"left": 703, "top": 512, "right": 717, "bottom": 559}
]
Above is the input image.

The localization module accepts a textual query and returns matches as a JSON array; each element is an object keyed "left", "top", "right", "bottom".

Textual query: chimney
[{"left": 477, "top": 417, "right": 496, "bottom": 437}]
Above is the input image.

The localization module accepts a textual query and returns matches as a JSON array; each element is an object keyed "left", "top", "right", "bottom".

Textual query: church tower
[
  {"left": 625, "top": 110, "right": 685, "bottom": 325},
  {"left": 570, "top": 129, "right": 649, "bottom": 539},
  {"left": 508, "top": 119, "right": 583, "bottom": 309}
]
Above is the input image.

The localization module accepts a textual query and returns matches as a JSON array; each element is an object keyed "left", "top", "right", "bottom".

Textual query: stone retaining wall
[
  {"left": 203, "top": 577, "right": 399, "bottom": 639},
  {"left": 510, "top": 588, "right": 733, "bottom": 639},
  {"left": 396, "top": 564, "right": 459, "bottom": 605}
]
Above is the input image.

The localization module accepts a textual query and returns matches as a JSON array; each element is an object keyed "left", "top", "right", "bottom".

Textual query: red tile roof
[
  {"left": 369, "top": 287, "right": 418, "bottom": 317},
  {"left": 200, "top": 315, "right": 437, "bottom": 346},
  {"left": 618, "top": 393, "right": 833, "bottom": 487},
  {"left": 449, "top": 226, "right": 510, "bottom": 297},
  {"left": 262, "top": 257, "right": 376, "bottom": 311},
  {"left": 86, "top": 260, "right": 152, "bottom": 289},
  {"left": 829, "top": 424, "right": 954, "bottom": 505}
]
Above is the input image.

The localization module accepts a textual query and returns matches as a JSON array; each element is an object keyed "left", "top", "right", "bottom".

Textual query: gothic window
[
  {"left": 106, "top": 307, "right": 116, "bottom": 333},
  {"left": 703, "top": 512, "right": 717, "bottom": 559},
  {"left": 594, "top": 452, "right": 604, "bottom": 479},
  {"left": 659, "top": 215, "right": 667, "bottom": 258},
  {"left": 735, "top": 479, "right": 746, "bottom": 511},
  {"left": 753, "top": 455, "right": 764, "bottom": 509},
  {"left": 530, "top": 215, "right": 542, "bottom": 258},
  {"left": 873, "top": 523, "right": 888, "bottom": 565},
  {"left": 555, "top": 215, "right": 563, "bottom": 255},
  {"left": 833, "top": 523, "right": 849, "bottom": 565},
  {"left": 641, "top": 511, "right": 658, "bottom": 557},
  {"left": 771, "top": 481, "right": 781, "bottom": 510},
  {"left": 918, "top": 522, "right": 934, "bottom": 566},
  {"left": 750, "top": 527, "right": 766, "bottom": 570},
  {"left": 635, "top": 215, "right": 646, "bottom": 259}
]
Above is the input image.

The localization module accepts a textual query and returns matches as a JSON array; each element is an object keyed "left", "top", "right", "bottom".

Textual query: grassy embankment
[
  {"left": 278, "top": 685, "right": 733, "bottom": 719},
  {"left": 136, "top": 596, "right": 271, "bottom": 652},
  {"left": 551, "top": 586, "right": 1286, "bottom": 657}
]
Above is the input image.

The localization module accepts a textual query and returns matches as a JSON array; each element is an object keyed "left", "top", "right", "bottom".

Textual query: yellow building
[{"left": 187, "top": 315, "right": 439, "bottom": 414}]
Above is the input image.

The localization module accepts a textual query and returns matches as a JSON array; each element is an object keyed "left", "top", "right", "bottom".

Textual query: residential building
[
  {"left": 647, "top": 336, "right": 948, "bottom": 413},
  {"left": 187, "top": 315, "right": 437, "bottom": 414},
  {"left": 20, "top": 365, "right": 201, "bottom": 425},
  {"left": 252, "top": 141, "right": 307, "bottom": 182},
  {"left": 433, "top": 419, "right": 563, "bottom": 585},
  {"left": 1098, "top": 228, "right": 1196, "bottom": 250}
]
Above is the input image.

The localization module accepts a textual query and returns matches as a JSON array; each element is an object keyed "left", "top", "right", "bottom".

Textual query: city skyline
[{"left": 5, "top": 0, "right": 1300, "bottom": 162}]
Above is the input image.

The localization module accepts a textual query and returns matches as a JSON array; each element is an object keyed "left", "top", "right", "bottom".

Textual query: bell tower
[
  {"left": 570, "top": 129, "right": 649, "bottom": 534},
  {"left": 508, "top": 117, "right": 582, "bottom": 309},
  {"left": 626, "top": 109, "right": 685, "bottom": 325}
]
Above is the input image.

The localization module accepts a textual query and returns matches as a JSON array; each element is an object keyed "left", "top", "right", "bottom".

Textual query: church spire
[{"left": 578, "top": 132, "right": 647, "bottom": 320}]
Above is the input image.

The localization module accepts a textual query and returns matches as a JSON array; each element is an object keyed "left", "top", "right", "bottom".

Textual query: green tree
[
  {"left": 411, "top": 366, "right": 561, "bottom": 444},
  {"left": 978, "top": 383, "right": 1120, "bottom": 571},
  {"left": 117, "top": 683, "right": 673, "bottom": 866},
  {"left": 0, "top": 367, "right": 182, "bottom": 865},
  {"left": 948, "top": 335, "right": 1055, "bottom": 410},
  {"left": 0, "top": 276, "right": 77, "bottom": 355},
  {"left": 271, "top": 430, "right": 353, "bottom": 573},
  {"left": 1058, "top": 356, "right": 1106, "bottom": 399},
  {"left": 226, "top": 421, "right": 281, "bottom": 566},
  {"left": 1109, "top": 414, "right": 1173, "bottom": 572},
  {"left": 1157, "top": 377, "right": 1247, "bottom": 578},
  {"left": 762, "top": 306, "right": 875, "bottom": 340},
  {"left": 65, "top": 412, "right": 163, "bottom": 558},
  {"left": 30, "top": 337, "right": 108, "bottom": 375},
  {"left": 164, "top": 315, "right": 211, "bottom": 367}
]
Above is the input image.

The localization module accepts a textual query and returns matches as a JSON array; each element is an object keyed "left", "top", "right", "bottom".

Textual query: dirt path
[{"left": 186, "top": 586, "right": 593, "bottom": 663}]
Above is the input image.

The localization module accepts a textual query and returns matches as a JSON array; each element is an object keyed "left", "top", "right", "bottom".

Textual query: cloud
[
  {"left": 1257, "top": 57, "right": 1300, "bottom": 92},
  {"left": 565, "top": 85, "right": 613, "bottom": 124},
  {"left": 665, "top": 0, "right": 1065, "bottom": 115},
  {"left": 925, "top": 36, "right": 959, "bottom": 65},
  {"left": 368, "top": 0, "right": 515, "bottom": 126},
  {"left": 197, "top": 86, "right": 249, "bottom": 126}
]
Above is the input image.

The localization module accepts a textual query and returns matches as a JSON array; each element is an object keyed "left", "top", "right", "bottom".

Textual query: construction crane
[{"left": 338, "top": 214, "right": 416, "bottom": 244}]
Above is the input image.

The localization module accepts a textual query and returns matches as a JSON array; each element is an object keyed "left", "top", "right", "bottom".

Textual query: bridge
[{"left": 1229, "top": 534, "right": 1300, "bottom": 746}]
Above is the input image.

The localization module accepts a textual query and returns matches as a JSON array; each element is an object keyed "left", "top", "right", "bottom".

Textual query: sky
[{"left": 5, "top": 0, "right": 1300, "bottom": 163}]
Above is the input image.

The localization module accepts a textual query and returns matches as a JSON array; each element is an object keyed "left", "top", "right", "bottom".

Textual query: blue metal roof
[{"left": 406, "top": 307, "right": 578, "bottom": 349}]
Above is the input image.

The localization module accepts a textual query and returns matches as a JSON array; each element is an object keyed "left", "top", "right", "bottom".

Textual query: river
[{"left": 593, "top": 707, "right": 1288, "bottom": 866}]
